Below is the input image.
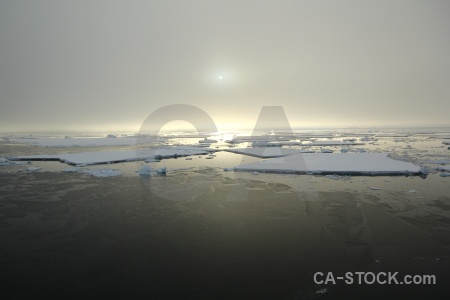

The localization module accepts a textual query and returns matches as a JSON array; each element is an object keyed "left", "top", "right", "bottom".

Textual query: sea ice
[
  {"left": 300, "top": 140, "right": 364, "bottom": 146},
  {"left": 156, "top": 167, "right": 167, "bottom": 175},
  {"left": 81, "top": 168, "right": 122, "bottom": 177},
  {"left": 138, "top": 165, "right": 152, "bottom": 176},
  {"left": 62, "top": 167, "right": 82, "bottom": 172},
  {"left": 21, "top": 166, "right": 41, "bottom": 173},
  {"left": 234, "top": 153, "right": 422, "bottom": 175},
  {"left": 225, "top": 147, "right": 301, "bottom": 158},
  {"left": 0, "top": 157, "right": 10, "bottom": 166},
  {"left": 9, "top": 146, "right": 211, "bottom": 166}
]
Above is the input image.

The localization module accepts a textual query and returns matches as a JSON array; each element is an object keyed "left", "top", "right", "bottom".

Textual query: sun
[{"left": 218, "top": 75, "right": 223, "bottom": 80}]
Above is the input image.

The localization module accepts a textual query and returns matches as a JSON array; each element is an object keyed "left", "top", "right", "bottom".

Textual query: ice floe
[
  {"left": 224, "top": 148, "right": 301, "bottom": 158},
  {"left": 9, "top": 146, "right": 211, "bottom": 166},
  {"left": 81, "top": 168, "right": 122, "bottom": 177},
  {"left": 369, "top": 187, "right": 381, "bottom": 190},
  {"left": 299, "top": 140, "right": 364, "bottom": 146},
  {"left": 234, "top": 153, "right": 422, "bottom": 175}
]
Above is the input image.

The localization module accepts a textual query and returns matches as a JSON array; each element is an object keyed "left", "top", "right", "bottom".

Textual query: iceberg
[{"left": 234, "top": 153, "right": 422, "bottom": 175}]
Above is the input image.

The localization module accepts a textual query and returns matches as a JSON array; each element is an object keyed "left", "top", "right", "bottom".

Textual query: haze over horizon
[{"left": 1, "top": 0, "right": 450, "bottom": 133}]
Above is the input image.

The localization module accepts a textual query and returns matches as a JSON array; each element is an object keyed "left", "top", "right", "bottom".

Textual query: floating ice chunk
[
  {"left": 28, "top": 166, "right": 41, "bottom": 172},
  {"left": 325, "top": 174, "right": 349, "bottom": 180},
  {"left": 320, "top": 148, "right": 333, "bottom": 153},
  {"left": 106, "top": 134, "right": 118, "bottom": 138},
  {"left": 0, "top": 157, "right": 10, "bottom": 165},
  {"left": 369, "top": 187, "right": 381, "bottom": 190},
  {"left": 408, "top": 190, "right": 416, "bottom": 193},
  {"left": 223, "top": 167, "right": 234, "bottom": 171},
  {"left": 440, "top": 172, "right": 450, "bottom": 177},
  {"left": 199, "top": 138, "right": 218, "bottom": 144},
  {"left": 252, "top": 171, "right": 259, "bottom": 175},
  {"left": 62, "top": 167, "right": 81, "bottom": 172},
  {"left": 186, "top": 157, "right": 193, "bottom": 160},
  {"left": 315, "top": 288, "right": 328, "bottom": 294},
  {"left": 81, "top": 168, "right": 122, "bottom": 177},
  {"left": 138, "top": 165, "right": 152, "bottom": 176},
  {"left": 25, "top": 166, "right": 41, "bottom": 172},
  {"left": 156, "top": 167, "right": 167, "bottom": 175}
]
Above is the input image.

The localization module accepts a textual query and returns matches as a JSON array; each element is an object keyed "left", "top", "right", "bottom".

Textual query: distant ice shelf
[
  {"left": 234, "top": 153, "right": 422, "bottom": 175},
  {"left": 11, "top": 137, "right": 164, "bottom": 147}
]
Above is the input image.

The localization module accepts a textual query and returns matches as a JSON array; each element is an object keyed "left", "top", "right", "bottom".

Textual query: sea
[{"left": 0, "top": 128, "right": 449, "bottom": 299}]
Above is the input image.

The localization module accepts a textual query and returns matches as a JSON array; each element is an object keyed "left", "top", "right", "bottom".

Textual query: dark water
[
  {"left": 0, "top": 169, "right": 449, "bottom": 299},
  {"left": 1, "top": 132, "right": 450, "bottom": 298}
]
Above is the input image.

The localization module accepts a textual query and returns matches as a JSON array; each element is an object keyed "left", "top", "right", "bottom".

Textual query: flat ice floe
[
  {"left": 9, "top": 147, "right": 211, "bottom": 166},
  {"left": 234, "top": 153, "right": 422, "bottom": 175},
  {"left": 224, "top": 148, "right": 302, "bottom": 158}
]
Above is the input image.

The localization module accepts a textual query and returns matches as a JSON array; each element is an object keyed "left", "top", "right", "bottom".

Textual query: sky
[{"left": 1, "top": 0, "right": 449, "bottom": 133}]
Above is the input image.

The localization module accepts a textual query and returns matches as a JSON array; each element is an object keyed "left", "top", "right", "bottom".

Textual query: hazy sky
[{"left": 1, "top": 0, "right": 449, "bottom": 133}]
